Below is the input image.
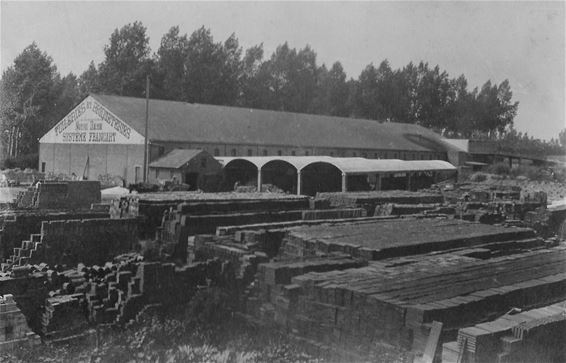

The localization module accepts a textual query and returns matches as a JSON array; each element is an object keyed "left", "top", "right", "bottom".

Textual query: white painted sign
[{"left": 40, "top": 96, "right": 145, "bottom": 144}]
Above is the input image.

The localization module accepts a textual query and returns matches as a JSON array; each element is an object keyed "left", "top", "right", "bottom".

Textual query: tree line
[{"left": 1, "top": 21, "right": 564, "bottom": 167}]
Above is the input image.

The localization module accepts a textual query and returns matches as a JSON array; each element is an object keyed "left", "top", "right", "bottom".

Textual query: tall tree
[
  {"left": 0, "top": 43, "right": 64, "bottom": 158},
  {"left": 78, "top": 61, "right": 102, "bottom": 97},
  {"left": 98, "top": 21, "right": 153, "bottom": 97},
  {"left": 260, "top": 43, "right": 318, "bottom": 112},
  {"left": 156, "top": 26, "right": 190, "bottom": 100},
  {"left": 311, "top": 62, "right": 350, "bottom": 116},
  {"left": 238, "top": 44, "right": 269, "bottom": 108},
  {"left": 182, "top": 27, "right": 242, "bottom": 105}
]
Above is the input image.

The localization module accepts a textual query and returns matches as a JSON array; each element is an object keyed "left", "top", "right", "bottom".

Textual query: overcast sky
[{"left": 1, "top": 1, "right": 564, "bottom": 140}]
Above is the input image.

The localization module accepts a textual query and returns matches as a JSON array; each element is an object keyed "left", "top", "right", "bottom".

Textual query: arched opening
[
  {"left": 261, "top": 160, "right": 297, "bottom": 193},
  {"left": 300, "top": 162, "right": 342, "bottom": 196},
  {"left": 223, "top": 159, "right": 258, "bottom": 190}
]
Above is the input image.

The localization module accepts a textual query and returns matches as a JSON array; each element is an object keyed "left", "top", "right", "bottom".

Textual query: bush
[{"left": 1, "top": 153, "right": 38, "bottom": 170}]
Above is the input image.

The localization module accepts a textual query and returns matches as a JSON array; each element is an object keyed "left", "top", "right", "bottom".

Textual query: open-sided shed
[{"left": 217, "top": 156, "right": 456, "bottom": 195}]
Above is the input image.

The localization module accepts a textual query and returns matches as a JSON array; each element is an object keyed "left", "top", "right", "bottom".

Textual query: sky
[{"left": 1, "top": 1, "right": 564, "bottom": 140}]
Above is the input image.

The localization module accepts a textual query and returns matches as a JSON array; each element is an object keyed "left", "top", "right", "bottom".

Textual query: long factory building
[{"left": 39, "top": 94, "right": 463, "bottom": 186}]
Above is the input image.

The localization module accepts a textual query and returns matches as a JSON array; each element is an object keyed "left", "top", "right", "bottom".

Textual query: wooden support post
[
  {"left": 297, "top": 171, "right": 302, "bottom": 195},
  {"left": 407, "top": 172, "right": 412, "bottom": 191},
  {"left": 257, "top": 168, "right": 262, "bottom": 192},
  {"left": 376, "top": 174, "right": 382, "bottom": 191},
  {"left": 341, "top": 173, "right": 347, "bottom": 192}
]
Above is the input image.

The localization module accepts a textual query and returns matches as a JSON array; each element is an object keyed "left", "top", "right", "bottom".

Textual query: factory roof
[
  {"left": 149, "top": 149, "right": 204, "bottom": 169},
  {"left": 89, "top": 94, "right": 452, "bottom": 152}
]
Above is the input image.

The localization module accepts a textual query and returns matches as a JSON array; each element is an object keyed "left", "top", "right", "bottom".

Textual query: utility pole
[{"left": 143, "top": 75, "right": 150, "bottom": 183}]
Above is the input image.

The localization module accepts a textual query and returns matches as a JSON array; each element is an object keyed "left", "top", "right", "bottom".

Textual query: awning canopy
[{"left": 217, "top": 156, "right": 456, "bottom": 175}]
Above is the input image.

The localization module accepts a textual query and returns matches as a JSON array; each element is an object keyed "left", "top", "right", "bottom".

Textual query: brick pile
[
  {"left": 38, "top": 255, "right": 228, "bottom": 338},
  {"left": 16, "top": 181, "right": 101, "bottom": 210},
  {"left": 41, "top": 294, "right": 88, "bottom": 339},
  {"left": 316, "top": 191, "right": 444, "bottom": 215},
  {"left": 3, "top": 218, "right": 138, "bottom": 269},
  {"left": 251, "top": 246, "right": 566, "bottom": 357},
  {"left": 0, "top": 294, "right": 41, "bottom": 351},
  {"left": 0, "top": 210, "right": 109, "bottom": 261},
  {"left": 122, "top": 192, "right": 309, "bottom": 237},
  {"left": 280, "top": 218, "right": 537, "bottom": 260},
  {"left": 442, "top": 300, "right": 566, "bottom": 363},
  {"left": 0, "top": 271, "right": 48, "bottom": 333}
]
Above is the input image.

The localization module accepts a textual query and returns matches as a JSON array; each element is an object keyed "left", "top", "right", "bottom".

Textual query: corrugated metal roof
[
  {"left": 149, "top": 149, "right": 203, "bottom": 169},
  {"left": 91, "top": 94, "right": 450, "bottom": 152},
  {"left": 217, "top": 156, "right": 456, "bottom": 175}
]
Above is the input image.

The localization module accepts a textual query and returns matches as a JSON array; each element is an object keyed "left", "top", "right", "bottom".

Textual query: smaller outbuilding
[{"left": 148, "top": 149, "right": 222, "bottom": 190}]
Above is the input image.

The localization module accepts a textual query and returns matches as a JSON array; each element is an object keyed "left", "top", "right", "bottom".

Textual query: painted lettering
[{"left": 62, "top": 132, "right": 87, "bottom": 142}]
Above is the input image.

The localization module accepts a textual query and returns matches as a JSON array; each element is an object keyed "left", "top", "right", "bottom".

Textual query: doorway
[{"left": 184, "top": 172, "right": 199, "bottom": 190}]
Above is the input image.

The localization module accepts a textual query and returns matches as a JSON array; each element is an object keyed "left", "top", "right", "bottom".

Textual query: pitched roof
[
  {"left": 149, "top": 149, "right": 203, "bottom": 169},
  {"left": 91, "top": 94, "right": 450, "bottom": 152}
]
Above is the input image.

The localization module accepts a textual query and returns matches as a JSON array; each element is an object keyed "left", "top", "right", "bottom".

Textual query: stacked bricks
[
  {"left": 315, "top": 190, "right": 444, "bottom": 215},
  {"left": 41, "top": 294, "right": 88, "bottom": 339},
  {"left": 251, "top": 246, "right": 566, "bottom": 357},
  {"left": 16, "top": 181, "right": 101, "bottom": 210},
  {"left": 0, "top": 272, "right": 48, "bottom": 333},
  {"left": 0, "top": 294, "right": 41, "bottom": 351},
  {"left": 442, "top": 300, "right": 566, "bottom": 363},
  {"left": 0, "top": 210, "right": 109, "bottom": 261},
  {"left": 5, "top": 218, "right": 138, "bottom": 268},
  {"left": 157, "top": 195, "right": 311, "bottom": 261},
  {"left": 252, "top": 255, "right": 366, "bottom": 326},
  {"left": 279, "top": 218, "right": 538, "bottom": 260},
  {"left": 133, "top": 192, "right": 309, "bottom": 237}
]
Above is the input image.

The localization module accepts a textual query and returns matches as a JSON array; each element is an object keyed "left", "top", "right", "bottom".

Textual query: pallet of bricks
[
  {"left": 255, "top": 246, "right": 566, "bottom": 357},
  {"left": 158, "top": 195, "right": 311, "bottom": 248},
  {"left": 315, "top": 191, "right": 444, "bottom": 215},
  {"left": 442, "top": 300, "right": 566, "bottom": 363}
]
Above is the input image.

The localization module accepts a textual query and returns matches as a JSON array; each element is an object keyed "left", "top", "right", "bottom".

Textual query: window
[
  {"left": 352, "top": 152, "right": 357, "bottom": 157},
  {"left": 201, "top": 158, "right": 207, "bottom": 168},
  {"left": 330, "top": 152, "right": 334, "bottom": 157},
  {"left": 277, "top": 150, "right": 282, "bottom": 156},
  {"left": 170, "top": 170, "right": 174, "bottom": 178},
  {"left": 263, "top": 149, "right": 268, "bottom": 156},
  {"left": 362, "top": 153, "right": 367, "bottom": 158},
  {"left": 158, "top": 146, "right": 165, "bottom": 156},
  {"left": 393, "top": 153, "right": 398, "bottom": 158},
  {"left": 305, "top": 151, "right": 310, "bottom": 156},
  {"left": 374, "top": 153, "right": 378, "bottom": 159},
  {"left": 156, "top": 169, "right": 160, "bottom": 179},
  {"left": 413, "top": 153, "right": 416, "bottom": 160},
  {"left": 231, "top": 149, "right": 237, "bottom": 156},
  {"left": 214, "top": 148, "right": 220, "bottom": 156},
  {"left": 5, "top": 325, "right": 13, "bottom": 337},
  {"left": 41, "top": 162, "right": 46, "bottom": 173},
  {"left": 291, "top": 151, "right": 296, "bottom": 156},
  {"left": 248, "top": 149, "right": 253, "bottom": 156}
]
